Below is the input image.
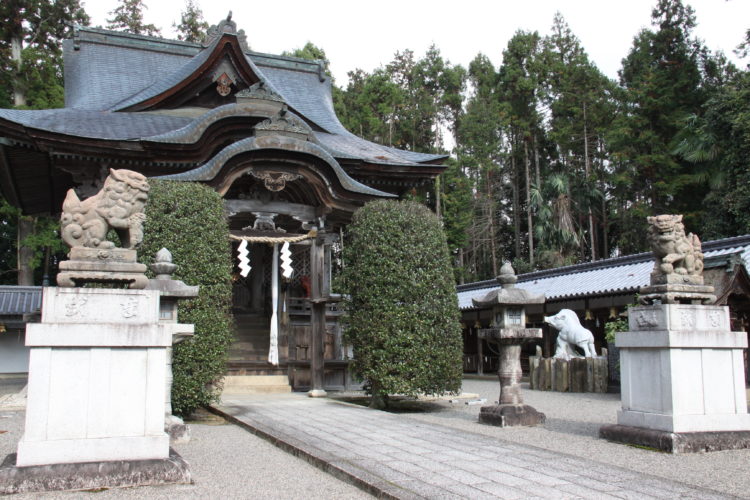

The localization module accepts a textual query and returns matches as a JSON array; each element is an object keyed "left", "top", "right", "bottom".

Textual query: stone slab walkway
[{"left": 213, "top": 394, "right": 734, "bottom": 500}]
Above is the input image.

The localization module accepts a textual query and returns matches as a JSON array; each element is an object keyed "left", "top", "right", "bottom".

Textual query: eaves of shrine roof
[
  {"left": 0, "top": 108, "right": 192, "bottom": 141},
  {"left": 456, "top": 234, "right": 750, "bottom": 311},
  {"left": 0, "top": 106, "right": 445, "bottom": 171}
]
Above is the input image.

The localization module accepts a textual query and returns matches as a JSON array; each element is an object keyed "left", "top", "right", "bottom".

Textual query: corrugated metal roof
[
  {"left": 0, "top": 286, "right": 42, "bottom": 316},
  {"left": 458, "top": 235, "right": 750, "bottom": 310}
]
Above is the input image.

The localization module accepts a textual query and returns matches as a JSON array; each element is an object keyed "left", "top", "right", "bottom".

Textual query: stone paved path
[{"left": 213, "top": 394, "right": 733, "bottom": 500}]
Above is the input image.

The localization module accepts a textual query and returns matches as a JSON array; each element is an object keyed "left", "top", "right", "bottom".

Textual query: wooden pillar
[
  {"left": 476, "top": 333, "right": 484, "bottom": 376},
  {"left": 249, "top": 244, "right": 265, "bottom": 312},
  {"left": 308, "top": 235, "right": 327, "bottom": 397}
]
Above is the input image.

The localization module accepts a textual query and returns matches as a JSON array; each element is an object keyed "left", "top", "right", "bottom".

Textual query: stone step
[
  {"left": 221, "top": 375, "right": 291, "bottom": 394},
  {"left": 229, "top": 341, "right": 268, "bottom": 351}
]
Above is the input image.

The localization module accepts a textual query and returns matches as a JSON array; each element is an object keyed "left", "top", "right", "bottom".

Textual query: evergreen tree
[
  {"left": 539, "top": 13, "right": 614, "bottom": 262},
  {"left": 174, "top": 0, "right": 208, "bottom": 43},
  {"left": 608, "top": 0, "right": 708, "bottom": 253},
  {"left": 340, "top": 200, "right": 463, "bottom": 409},
  {"left": 107, "top": 0, "right": 161, "bottom": 37},
  {"left": 498, "top": 30, "right": 543, "bottom": 265},
  {"left": 0, "top": 0, "right": 88, "bottom": 285},
  {"left": 0, "top": 0, "right": 89, "bottom": 108},
  {"left": 282, "top": 42, "right": 331, "bottom": 77},
  {"left": 457, "top": 53, "right": 503, "bottom": 280}
]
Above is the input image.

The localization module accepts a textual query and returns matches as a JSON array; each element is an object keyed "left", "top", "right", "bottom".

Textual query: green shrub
[
  {"left": 139, "top": 180, "right": 233, "bottom": 417},
  {"left": 339, "top": 200, "right": 463, "bottom": 409},
  {"left": 604, "top": 317, "right": 628, "bottom": 344}
]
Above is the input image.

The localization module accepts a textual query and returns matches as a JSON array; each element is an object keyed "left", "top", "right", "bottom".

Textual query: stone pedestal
[
  {"left": 57, "top": 248, "right": 148, "bottom": 289},
  {"left": 478, "top": 328, "right": 546, "bottom": 427},
  {"left": 600, "top": 303, "right": 750, "bottom": 452},
  {"left": 16, "top": 287, "right": 192, "bottom": 467}
]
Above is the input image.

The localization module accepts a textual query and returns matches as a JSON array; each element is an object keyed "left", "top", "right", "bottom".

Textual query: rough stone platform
[
  {"left": 0, "top": 448, "right": 191, "bottom": 495},
  {"left": 600, "top": 424, "right": 750, "bottom": 454},
  {"left": 213, "top": 393, "right": 732, "bottom": 499}
]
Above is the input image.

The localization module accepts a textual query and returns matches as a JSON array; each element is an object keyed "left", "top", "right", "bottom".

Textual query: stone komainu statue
[
  {"left": 61, "top": 169, "right": 149, "bottom": 249},
  {"left": 646, "top": 214, "right": 704, "bottom": 278}
]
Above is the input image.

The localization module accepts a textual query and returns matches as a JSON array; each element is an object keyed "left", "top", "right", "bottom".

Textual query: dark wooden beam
[
  {"left": 0, "top": 144, "right": 21, "bottom": 208},
  {"left": 225, "top": 199, "right": 317, "bottom": 221}
]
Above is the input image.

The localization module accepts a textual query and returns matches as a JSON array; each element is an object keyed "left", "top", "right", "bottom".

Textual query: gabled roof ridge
[
  {"left": 456, "top": 233, "right": 750, "bottom": 293},
  {"left": 73, "top": 25, "right": 325, "bottom": 76},
  {"left": 73, "top": 25, "right": 202, "bottom": 54}
]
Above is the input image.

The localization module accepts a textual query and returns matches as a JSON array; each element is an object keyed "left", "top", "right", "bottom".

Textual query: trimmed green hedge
[
  {"left": 139, "top": 180, "right": 234, "bottom": 417},
  {"left": 339, "top": 200, "right": 463, "bottom": 408}
]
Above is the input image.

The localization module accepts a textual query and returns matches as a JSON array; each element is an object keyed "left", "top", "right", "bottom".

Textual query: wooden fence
[{"left": 529, "top": 347, "right": 608, "bottom": 393}]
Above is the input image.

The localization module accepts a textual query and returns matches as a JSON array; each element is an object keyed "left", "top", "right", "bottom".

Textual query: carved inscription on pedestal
[
  {"left": 45, "top": 289, "right": 157, "bottom": 323},
  {"left": 120, "top": 296, "right": 140, "bottom": 319},
  {"left": 679, "top": 308, "right": 697, "bottom": 329},
  {"left": 64, "top": 296, "right": 88, "bottom": 318}
]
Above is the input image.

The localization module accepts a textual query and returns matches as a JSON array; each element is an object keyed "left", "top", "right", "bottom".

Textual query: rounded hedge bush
[
  {"left": 139, "top": 180, "right": 234, "bottom": 417},
  {"left": 339, "top": 199, "right": 463, "bottom": 408}
]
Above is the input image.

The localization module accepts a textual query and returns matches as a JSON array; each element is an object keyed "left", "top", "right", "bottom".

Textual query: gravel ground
[
  {"left": 0, "top": 409, "right": 372, "bottom": 499},
  {"left": 401, "top": 377, "right": 750, "bottom": 498},
  {"left": 2, "top": 377, "right": 750, "bottom": 498}
]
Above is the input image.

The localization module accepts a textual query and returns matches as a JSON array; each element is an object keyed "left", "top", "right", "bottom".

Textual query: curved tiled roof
[
  {"left": 0, "top": 26, "right": 446, "bottom": 172},
  {"left": 0, "top": 108, "right": 192, "bottom": 140}
]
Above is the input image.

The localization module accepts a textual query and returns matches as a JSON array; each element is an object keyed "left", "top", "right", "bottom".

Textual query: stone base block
[
  {"left": 16, "top": 434, "right": 170, "bottom": 467},
  {"left": 639, "top": 284, "right": 715, "bottom": 305},
  {"left": 0, "top": 448, "right": 191, "bottom": 495},
  {"left": 478, "top": 404, "right": 546, "bottom": 427},
  {"left": 599, "top": 424, "right": 750, "bottom": 453}
]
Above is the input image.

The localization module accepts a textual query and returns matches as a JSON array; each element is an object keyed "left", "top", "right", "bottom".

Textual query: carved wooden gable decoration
[{"left": 114, "top": 32, "right": 261, "bottom": 111}]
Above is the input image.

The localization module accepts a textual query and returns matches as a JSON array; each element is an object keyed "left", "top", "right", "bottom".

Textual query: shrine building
[{"left": 0, "top": 18, "right": 447, "bottom": 393}]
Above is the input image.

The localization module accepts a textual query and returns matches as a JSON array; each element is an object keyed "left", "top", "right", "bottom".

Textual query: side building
[
  {"left": 457, "top": 234, "right": 750, "bottom": 383},
  {"left": 0, "top": 18, "right": 447, "bottom": 391}
]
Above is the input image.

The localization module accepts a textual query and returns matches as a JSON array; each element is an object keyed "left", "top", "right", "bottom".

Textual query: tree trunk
[
  {"left": 369, "top": 380, "right": 388, "bottom": 409},
  {"left": 583, "top": 102, "right": 595, "bottom": 261},
  {"left": 458, "top": 248, "right": 465, "bottom": 285},
  {"left": 435, "top": 176, "right": 442, "bottom": 219},
  {"left": 17, "top": 217, "right": 35, "bottom": 286},
  {"left": 511, "top": 149, "right": 521, "bottom": 261},
  {"left": 11, "top": 35, "right": 26, "bottom": 108},
  {"left": 533, "top": 133, "right": 541, "bottom": 190},
  {"left": 524, "top": 139, "right": 534, "bottom": 267},
  {"left": 486, "top": 169, "right": 498, "bottom": 277}
]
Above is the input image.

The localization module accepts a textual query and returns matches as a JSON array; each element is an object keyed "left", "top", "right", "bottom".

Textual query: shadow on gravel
[
  {"left": 543, "top": 417, "right": 607, "bottom": 437},
  {"left": 330, "top": 395, "right": 449, "bottom": 414}
]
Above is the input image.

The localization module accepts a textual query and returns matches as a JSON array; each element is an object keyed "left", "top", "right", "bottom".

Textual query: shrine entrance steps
[
  {"left": 224, "top": 313, "right": 291, "bottom": 394},
  {"left": 221, "top": 375, "right": 291, "bottom": 394}
]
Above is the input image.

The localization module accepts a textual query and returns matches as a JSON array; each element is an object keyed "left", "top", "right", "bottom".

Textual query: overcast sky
[{"left": 84, "top": 0, "right": 749, "bottom": 85}]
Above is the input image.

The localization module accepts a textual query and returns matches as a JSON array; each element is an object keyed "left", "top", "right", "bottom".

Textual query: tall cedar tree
[
  {"left": 340, "top": 200, "right": 463, "bottom": 409},
  {"left": 608, "top": 0, "right": 707, "bottom": 253},
  {"left": 107, "top": 0, "right": 160, "bottom": 37},
  {"left": 174, "top": 0, "right": 208, "bottom": 43}
]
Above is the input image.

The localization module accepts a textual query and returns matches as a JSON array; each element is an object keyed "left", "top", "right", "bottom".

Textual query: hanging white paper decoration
[
  {"left": 280, "top": 241, "right": 293, "bottom": 279},
  {"left": 237, "top": 239, "right": 251, "bottom": 277},
  {"left": 269, "top": 244, "right": 280, "bottom": 365}
]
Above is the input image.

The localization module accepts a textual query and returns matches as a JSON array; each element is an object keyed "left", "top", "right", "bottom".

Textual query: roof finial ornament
[{"left": 205, "top": 12, "right": 249, "bottom": 52}]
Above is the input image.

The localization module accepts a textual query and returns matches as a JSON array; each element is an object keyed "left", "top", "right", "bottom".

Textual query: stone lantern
[
  {"left": 145, "top": 248, "right": 199, "bottom": 443},
  {"left": 473, "top": 262, "right": 546, "bottom": 427}
]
